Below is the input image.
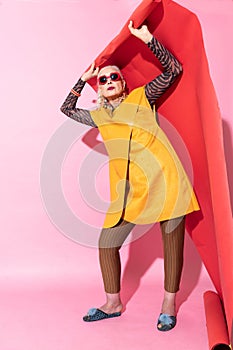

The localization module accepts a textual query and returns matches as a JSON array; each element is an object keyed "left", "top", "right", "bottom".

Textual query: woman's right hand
[{"left": 81, "top": 62, "right": 99, "bottom": 82}]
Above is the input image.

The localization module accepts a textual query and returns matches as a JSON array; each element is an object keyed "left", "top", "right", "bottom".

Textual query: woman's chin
[
  {"left": 105, "top": 92, "right": 123, "bottom": 101},
  {"left": 105, "top": 92, "right": 117, "bottom": 100}
]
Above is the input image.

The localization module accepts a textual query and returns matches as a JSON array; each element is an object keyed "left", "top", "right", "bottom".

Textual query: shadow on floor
[{"left": 121, "top": 222, "right": 203, "bottom": 311}]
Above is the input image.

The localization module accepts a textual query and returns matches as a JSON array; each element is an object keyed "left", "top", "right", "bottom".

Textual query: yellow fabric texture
[{"left": 90, "top": 86, "right": 200, "bottom": 228}]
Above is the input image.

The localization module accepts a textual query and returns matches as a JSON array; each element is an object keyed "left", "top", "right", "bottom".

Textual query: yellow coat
[{"left": 90, "top": 86, "right": 200, "bottom": 228}]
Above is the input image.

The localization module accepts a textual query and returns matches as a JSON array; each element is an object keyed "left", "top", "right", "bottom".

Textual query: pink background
[{"left": 0, "top": 0, "right": 232, "bottom": 349}]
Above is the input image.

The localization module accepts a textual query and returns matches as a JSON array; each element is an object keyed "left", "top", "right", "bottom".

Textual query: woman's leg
[
  {"left": 159, "top": 216, "right": 186, "bottom": 316},
  {"left": 98, "top": 219, "right": 135, "bottom": 313}
]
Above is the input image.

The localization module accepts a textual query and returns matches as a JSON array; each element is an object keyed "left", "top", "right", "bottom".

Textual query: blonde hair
[{"left": 97, "top": 65, "right": 126, "bottom": 108}]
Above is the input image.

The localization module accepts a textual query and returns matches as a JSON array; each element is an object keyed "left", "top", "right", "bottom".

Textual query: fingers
[
  {"left": 90, "top": 62, "right": 95, "bottom": 70},
  {"left": 93, "top": 66, "right": 99, "bottom": 77},
  {"left": 141, "top": 25, "right": 148, "bottom": 31},
  {"left": 128, "top": 20, "right": 148, "bottom": 34},
  {"left": 82, "top": 62, "right": 99, "bottom": 81},
  {"left": 128, "top": 20, "right": 134, "bottom": 33},
  {"left": 90, "top": 62, "right": 99, "bottom": 76},
  {"left": 89, "top": 62, "right": 96, "bottom": 73}
]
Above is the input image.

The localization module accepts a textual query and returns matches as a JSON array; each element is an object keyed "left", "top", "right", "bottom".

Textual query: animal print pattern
[{"left": 60, "top": 37, "right": 182, "bottom": 126}]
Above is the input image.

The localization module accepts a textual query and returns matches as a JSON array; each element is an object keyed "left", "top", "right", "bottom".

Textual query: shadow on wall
[{"left": 222, "top": 119, "right": 233, "bottom": 216}]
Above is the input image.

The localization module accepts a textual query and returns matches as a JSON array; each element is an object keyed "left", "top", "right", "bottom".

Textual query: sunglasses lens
[
  {"left": 110, "top": 73, "right": 120, "bottom": 81},
  {"left": 98, "top": 72, "right": 121, "bottom": 85},
  {"left": 99, "top": 76, "right": 107, "bottom": 84}
]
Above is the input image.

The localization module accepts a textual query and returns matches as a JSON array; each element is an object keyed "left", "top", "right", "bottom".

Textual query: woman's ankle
[
  {"left": 106, "top": 292, "right": 121, "bottom": 305},
  {"left": 99, "top": 292, "right": 123, "bottom": 314},
  {"left": 100, "top": 302, "right": 122, "bottom": 314},
  {"left": 161, "top": 291, "right": 176, "bottom": 316}
]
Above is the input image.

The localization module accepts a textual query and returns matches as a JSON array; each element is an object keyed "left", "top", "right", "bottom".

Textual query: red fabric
[
  {"left": 204, "top": 291, "right": 230, "bottom": 349},
  {"left": 87, "top": 0, "right": 233, "bottom": 340}
]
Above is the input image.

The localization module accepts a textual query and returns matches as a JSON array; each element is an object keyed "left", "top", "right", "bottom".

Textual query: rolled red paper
[
  {"left": 204, "top": 291, "right": 230, "bottom": 350},
  {"left": 95, "top": 0, "right": 161, "bottom": 67}
]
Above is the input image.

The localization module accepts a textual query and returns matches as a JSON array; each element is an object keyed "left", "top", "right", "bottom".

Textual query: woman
[{"left": 60, "top": 21, "right": 200, "bottom": 331}]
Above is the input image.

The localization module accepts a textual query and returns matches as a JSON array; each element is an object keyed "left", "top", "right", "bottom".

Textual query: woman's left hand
[{"left": 128, "top": 20, "right": 153, "bottom": 44}]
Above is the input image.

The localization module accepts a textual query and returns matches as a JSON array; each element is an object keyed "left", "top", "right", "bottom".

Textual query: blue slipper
[
  {"left": 157, "top": 313, "right": 177, "bottom": 331},
  {"left": 83, "top": 308, "right": 121, "bottom": 322}
]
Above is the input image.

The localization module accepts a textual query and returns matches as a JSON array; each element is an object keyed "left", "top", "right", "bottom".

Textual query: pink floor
[
  {"left": 0, "top": 231, "right": 213, "bottom": 350},
  {"left": 0, "top": 282, "right": 212, "bottom": 350},
  {"left": 1, "top": 1, "right": 232, "bottom": 349}
]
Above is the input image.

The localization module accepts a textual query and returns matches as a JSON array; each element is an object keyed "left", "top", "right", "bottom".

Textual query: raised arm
[
  {"left": 60, "top": 63, "right": 99, "bottom": 127},
  {"left": 128, "top": 21, "right": 182, "bottom": 106},
  {"left": 145, "top": 37, "right": 182, "bottom": 105}
]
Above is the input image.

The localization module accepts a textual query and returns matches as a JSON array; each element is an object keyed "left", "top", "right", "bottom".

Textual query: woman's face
[{"left": 98, "top": 67, "right": 125, "bottom": 101}]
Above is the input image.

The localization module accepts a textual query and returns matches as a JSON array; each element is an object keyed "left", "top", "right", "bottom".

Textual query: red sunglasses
[{"left": 98, "top": 72, "right": 122, "bottom": 85}]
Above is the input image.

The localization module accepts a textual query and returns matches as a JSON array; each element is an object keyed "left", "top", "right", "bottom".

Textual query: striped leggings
[{"left": 99, "top": 216, "right": 185, "bottom": 294}]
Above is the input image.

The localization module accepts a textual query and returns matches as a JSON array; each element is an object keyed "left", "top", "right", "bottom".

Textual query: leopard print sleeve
[
  {"left": 60, "top": 78, "right": 97, "bottom": 127},
  {"left": 145, "top": 37, "right": 183, "bottom": 106}
]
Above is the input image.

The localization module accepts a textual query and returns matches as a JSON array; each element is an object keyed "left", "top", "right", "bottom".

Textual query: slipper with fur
[
  {"left": 157, "top": 313, "right": 177, "bottom": 331},
  {"left": 83, "top": 308, "right": 121, "bottom": 322}
]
